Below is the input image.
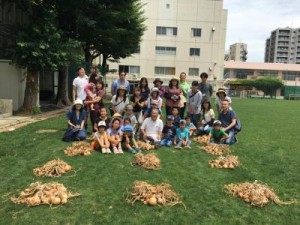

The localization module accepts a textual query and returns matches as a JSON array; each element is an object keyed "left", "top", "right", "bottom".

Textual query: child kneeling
[
  {"left": 121, "top": 125, "right": 141, "bottom": 154},
  {"left": 207, "top": 120, "right": 229, "bottom": 144},
  {"left": 175, "top": 120, "right": 191, "bottom": 149},
  {"left": 93, "top": 121, "right": 111, "bottom": 154}
]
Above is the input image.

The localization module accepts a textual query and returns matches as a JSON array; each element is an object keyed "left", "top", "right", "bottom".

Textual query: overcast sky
[{"left": 223, "top": 0, "right": 300, "bottom": 62}]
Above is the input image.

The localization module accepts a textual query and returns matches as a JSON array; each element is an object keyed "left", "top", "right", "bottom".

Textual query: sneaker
[
  {"left": 234, "top": 136, "right": 238, "bottom": 144},
  {"left": 113, "top": 147, "right": 118, "bottom": 154},
  {"left": 101, "top": 148, "right": 107, "bottom": 154},
  {"left": 129, "top": 149, "right": 137, "bottom": 154},
  {"left": 106, "top": 148, "right": 112, "bottom": 154},
  {"left": 184, "top": 146, "right": 191, "bottom": 149},
  {"left": 118, "top": 147, "right": 124, "bottom": 154},
  {"left": 174, "top": 146, "right": 182, "bottom": 149}
]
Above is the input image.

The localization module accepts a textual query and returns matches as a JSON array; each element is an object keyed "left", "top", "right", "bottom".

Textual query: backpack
[{"left": 235, "top": 118, "right": 242, "bottom": 132}]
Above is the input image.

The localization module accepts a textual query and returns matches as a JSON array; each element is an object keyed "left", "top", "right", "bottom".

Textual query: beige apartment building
[
  {"left": 229, "top": 42, "right": 247, "bottom": 62},
  {"left": 99, "top": 0, "right": 228, "bottom": 87},
  {"left": 265, "top": 27, "right": 300, "bottom": 64}
]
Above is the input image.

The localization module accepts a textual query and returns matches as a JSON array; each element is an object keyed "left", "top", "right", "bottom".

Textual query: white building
[
  {"left": 99, "top": 0, "right": 228, "bottom": 88},
  {"left": 229, "top": 42, "right": 247, "bottom": 62}
]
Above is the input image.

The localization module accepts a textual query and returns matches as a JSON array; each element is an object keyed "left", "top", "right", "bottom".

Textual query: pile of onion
[
  {"left": 199, "top": 143, "right": 230, "bottom": 155},
  {"left": 132, "top": 153, "right": 160, "bottom": 170},
  {"left": 11, "top": 182, "right": 80, "bottom": 207},
  {"left": 224, "top": 181, "right": 296, "bottom": 207},
  {"left": 64, "top": 142, "right": 91, "bottom": 156},
  {"left": 126, "top": 181, "right": 183, "bottom": 207},
  {"left": 209, "top": 155, "right": 240, "bottom": 169},
  {"left": 33, "top": 159, "right": 72, "bottom": 177},
  {"left": 193, "top": 135, "right": 209, "bottom": 144},
  {"left": 136, "top": 141, "right": 156, "bottom": 150}
]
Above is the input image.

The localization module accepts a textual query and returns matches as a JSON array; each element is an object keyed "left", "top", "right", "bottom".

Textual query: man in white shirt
[
  {"left": 141, "top": 109, "right": 163, "bottom": 145},
  {"left": 72, "top": 67, "right": 89, "bottom": 102}
]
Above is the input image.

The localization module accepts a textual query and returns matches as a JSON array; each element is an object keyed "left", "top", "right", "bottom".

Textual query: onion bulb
[{"left": 147, "top": 197, "right": 157, "bottom": 206}]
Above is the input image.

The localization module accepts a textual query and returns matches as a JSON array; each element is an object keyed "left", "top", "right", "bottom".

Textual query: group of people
[{"left": 62, "top": 66, "right": 239, "bottom": 154}]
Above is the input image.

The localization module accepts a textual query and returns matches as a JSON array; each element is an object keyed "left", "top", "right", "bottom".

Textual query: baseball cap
[
  {"left": 167, "top": 115, "right": 174, "bottom": 121},
  {"left": 213, "top": 120, "right": 222, "bottom": 126},
  {"left": 122, "top": 125, "right": 133, "bottom": 132},
  {"left": 98, "top": 121, "right": 106, "bottom": 127}
]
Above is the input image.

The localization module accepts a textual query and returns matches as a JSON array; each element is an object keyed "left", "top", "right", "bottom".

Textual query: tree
[{"left": 12, "top": 1, "right": 82, "bottom": 112}]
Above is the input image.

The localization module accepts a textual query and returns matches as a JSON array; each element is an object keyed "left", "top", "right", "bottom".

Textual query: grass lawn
[{"left": 0, "top": 99, "right": 299, "bottom": 225}]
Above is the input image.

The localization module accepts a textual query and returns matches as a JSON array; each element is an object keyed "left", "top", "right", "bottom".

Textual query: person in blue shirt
[
  {"left": 62, "top": 99, "right": 87, "bottom": 142},
  {"left": 111, "top": 71, "right": 131, "bottom": 95},
  {"left": 160, "top": 115, "right": 177, "bottom": 147},
  {"left": 175, "top": 120, "right": 191, "bottom": 149}
]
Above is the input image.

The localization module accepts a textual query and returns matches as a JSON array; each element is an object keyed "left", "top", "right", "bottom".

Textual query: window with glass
[
  {"left": 283, "top": 71, "right": 300, "bottom": 81},
  {"left": 155, "top": 46, "right": 176, "bottom": 55},
  {"left": 119, "top": 65, "right": 140, "bottom": 74},
  {"left": 191, "top": 28, "right": 201, "bottom": 37},
  {"left": 233, "top": 69, "right": 253, "bottom": 79},
  {"left": 257, "top": 70, "right": 279, "bottom": 77},
  {"left": 190, "top": 48, "right": 200, "bottom": 56},
  {"left": 156, "top": 26, "right": 177, "bottom": 36},
  {"left": 188, "top": 68, "right": 199, "bottom": 76},
  {"left": 154, "top": 67, "right": 176, "bottom": 75}
]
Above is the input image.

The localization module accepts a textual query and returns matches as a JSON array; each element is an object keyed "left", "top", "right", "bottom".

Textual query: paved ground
[{"left": 0, "top": 107, "right": 68, "bottom": 133}]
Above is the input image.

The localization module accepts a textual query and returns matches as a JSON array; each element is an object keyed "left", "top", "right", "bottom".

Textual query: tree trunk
[
  {"left": 22, "top": 69, "right": 39, "bottom": 113},
  {"left": 56, "top": 68, "right": 71, "bottom": 107},
  {"left": 84, "top": 45, "right": 93, "bottom": 65}
]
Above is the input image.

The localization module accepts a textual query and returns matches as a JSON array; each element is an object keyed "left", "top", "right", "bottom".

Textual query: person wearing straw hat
[
  {"left": 198, "top": 72, "right": 213, "bottom": 102},
  {"left": 110, "top": 85, "right": 129, "bottom": 116},
  {"left": 111, "top": 71, "right": 130, "bottom": 96},
  {"left": 215, "top": 88, "right": 232, "bottom": 114},
  {"left": 147, "top": 87, "right": 163, "bottom": 110},
  {"left": 62, "top": 99, "right": 87, "bottom": 142},
  {"left": 153, "top": 78, "right": 166, "bottom": 98},
  {"left": 165, "top": 77, "right": 182, "bottom": 116}
]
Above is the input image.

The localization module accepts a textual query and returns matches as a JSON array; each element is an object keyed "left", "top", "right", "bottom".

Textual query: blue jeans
[
  {"left": 225, "top": 130, "right": 235, "bottom": 145},
  {"left": 160, "top": 138, "right": 173, "bottom": 147},
  {"left": 177, "top": 140, "right": 191, "bottom": 147},
  {"left": 189, "top": 113, "right": 200, "bottom": 127},
  {"left": 76, "top": 129, "right": 87, "bottom": 140}
]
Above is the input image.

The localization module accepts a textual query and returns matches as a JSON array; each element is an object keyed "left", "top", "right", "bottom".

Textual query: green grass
[{"left": 0, "top": 99, "right": 299, "bottom": 225}]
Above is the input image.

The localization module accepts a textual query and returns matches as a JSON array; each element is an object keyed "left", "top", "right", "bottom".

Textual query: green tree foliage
[
  {"left": 229, "top": 78, "right": 283, "bottom": 98},
  {"left": 12, "top": 1, "right": 82, "bottom": 112}
]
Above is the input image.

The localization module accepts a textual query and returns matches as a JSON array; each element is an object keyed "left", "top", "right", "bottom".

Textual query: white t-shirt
[
  {"left": 111, "top": 96, "right": 129, "bottom": 114},
  {"left": 215, "top": 96, "right": 232, "bottom": 110},
  {"left": 141, "top": 117, "right": 163, "bottom": 141},
  {"left": 201, "top": 108, "right": 215, "bottom": 123},
  {"left": 73, "top": 75, "right": 89, "bottom": 101}
]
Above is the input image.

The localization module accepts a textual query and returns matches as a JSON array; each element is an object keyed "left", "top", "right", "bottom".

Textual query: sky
[{"left": 223, "top": 0, "right": 300, "bottom": 62}]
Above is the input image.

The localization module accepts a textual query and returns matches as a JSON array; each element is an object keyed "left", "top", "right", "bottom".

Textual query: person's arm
[
  {"left": 80, "top": 119, "right": 85, "bottom": 130},
  {"left": 72, "top": 85, "right": 76, "bottom": 103},
  {"left": 220, "top": 132, "right": 230, "bottom": 141},
  {"left": 111, "top": 96, "right": 117, "bottom": 113},
  {"left": 223, "top": 118, "right": 237, "bottom": 131},
  {"left": 67, "top": 120, "right": 76, "bottom": 128},
  {"left": 209, "top": 84, "right": 213, "bottom": 97}
]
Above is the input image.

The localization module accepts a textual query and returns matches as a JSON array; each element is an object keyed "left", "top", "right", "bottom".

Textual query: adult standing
[
  {"left": 186, "top": 81, "right": 202, "bottom": 127},
  {"left": 198, "top": 72, "right": 213, "bottom": 102},
  {"left": 179, "top": 72, "right": 190, "bottom": 119},
  {"left": 165, "top": 78, "right": 182, "bottom": 116},
  {"left": 218, "top": 99, "right": 237, "bottom": 145},
  {"left": 141, "top": 108, "right": 163, "bottom": 145},
  {"left": 139, "top": 77, "right": 150, "bottom": 100},
  {"left": 72, "top": 67, "right": 89, "bottom": 103},
  {"left": 88, "top": 65, "right": 100, "bottom": 85},
  {"left": 111, "top": 71, "right": 130, "bottom": 96},
  {"left": 153, "top": 78, "right": 166, "bottom": 98}
]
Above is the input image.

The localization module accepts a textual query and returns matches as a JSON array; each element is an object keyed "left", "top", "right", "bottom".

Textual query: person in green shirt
[
  {"left": 179, "top": 72, "right": 190, "bottom": 118},
  {"left": 208, "top": 120, "right": 229, "bottom": 144}
]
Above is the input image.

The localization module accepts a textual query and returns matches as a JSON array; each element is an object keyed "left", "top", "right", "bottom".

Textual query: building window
[
  {"left": 156, "top": 26, "right": 177, "bottom": 36},
  {"left": 191, "top": 28, "right": 201, "bottom": 37},
  {"left": 188, "top": 68, "right": 199, "bottom": 76},
  {"left": 283, "top": 71, "right": 300, "bottom": 81},
  {"left": 119, "top": 65, "right": 140, "bottom": 74},
  {"left": 154, "top": 67, "right": 176, "bottom": 75},
  {"left": 190, "top": 48, "right": 200, "bottom": 56},
  {"left": 155, "top": 46, "right": 176, "bottom": 55},
  {"left": 257, "top": 70, "right": 278, "bottom": 78},
  {"left": 233, "top": 69, "right": 253, "bottom": 79}
]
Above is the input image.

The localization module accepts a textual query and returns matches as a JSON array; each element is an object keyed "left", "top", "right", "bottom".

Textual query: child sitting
[
  {"left": 93, "top": 121, "right": 111, "bottom": 154},
  {"left": 160, "top": 115, "right": 177, "bottom": 147},
  {"left": 171, "top": 106, "right": 181, "bottom": 128},
  {"left": 107, "top": 117, "right": 123, "bottom": 154},
  {"left": 175, "top": 120, "right": 191, "bottom": 149},
  {"left": 185, "top": 116, "right": 197, "bottom": 136},
  {"left": 121, "top": 125, "right": 141, "bottom": 154},
  {"left": 124, "top": 105, "right": 138, "bottom": 132},
  {"left": 207, "top": 120, "right": 229, "bottom": 144}
]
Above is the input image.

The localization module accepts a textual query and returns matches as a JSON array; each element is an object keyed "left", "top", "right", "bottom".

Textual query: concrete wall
[
  {"left": 99, "top": 0, "right": 227, "bottom": 83},
  {"left": 0, "top": 60, "right": 26, "bottom": 111}
]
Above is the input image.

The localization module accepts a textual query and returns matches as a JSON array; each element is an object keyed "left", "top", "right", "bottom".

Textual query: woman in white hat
[
  {"left": 62, "top": 99, "right": 87, "bottom": 142},
  {"left": 215, "top": 88, "right": 232, "bottom": 114},
  {"left": 147, "top": 87, "right": 163, "bottom": 111},
  {"left": 110, "top": 85, "right": 129, "bottom": 116}
]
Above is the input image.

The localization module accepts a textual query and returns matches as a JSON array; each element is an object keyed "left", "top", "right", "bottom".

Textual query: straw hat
[
  {"left": 216, "top": 89, "right": 227, "bottom": 97},
  {"left": 73, "top": 99, "right": 83, "bottom": 106},
  {"left": 153, "top": 78, "right": 163, "bottom": 84}
]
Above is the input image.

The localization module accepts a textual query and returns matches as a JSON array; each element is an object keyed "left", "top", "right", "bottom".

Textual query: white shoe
[
  {"left": 118, "top": 147, "right": 124, "bottom": 154},
  {"left": 113, "top": 147, "right": 118, "bottom": 154},
  {"left": 106, "top": 148, "right": 112, "bottom": 154},
  {"left": 102, "top": 148, "right": 107, "bottom": 154}
]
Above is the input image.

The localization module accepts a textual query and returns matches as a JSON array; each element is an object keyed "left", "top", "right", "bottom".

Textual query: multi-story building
[
  {"left": 229, "top": 42, "right": 247, "bottom": 62},
  {"left": 264, "top": 27, "right": 300, "bottom": 64},
  {"left": 100, "top": 0, "right": 228, "bottom": 88}
]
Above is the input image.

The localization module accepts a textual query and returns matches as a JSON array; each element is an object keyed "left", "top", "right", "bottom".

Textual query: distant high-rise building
[
  {"left": 229, "top": 43, "right": 247, "bottom": 62},
  {"left": 100, "top": 0, "right": 228, "bottom": 83},
  {"left": 264, "top": 27, "right": 300, "bottom": 64}
]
